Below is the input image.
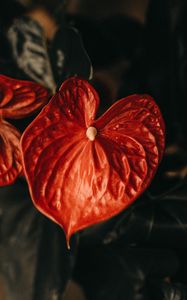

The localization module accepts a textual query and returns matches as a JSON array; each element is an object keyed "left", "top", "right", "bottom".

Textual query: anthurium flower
[
  {"left": 0, "top": 75, "right": 49, "bottom": 119},
  {"left": 0, "top": 74, "right": 49, "bottom": 186},
  {"left": 0, "top": 117, "right": 22, "bottom": 186},
  {"left": 21, "top": 77, "right": 165, "bottom": 245}
]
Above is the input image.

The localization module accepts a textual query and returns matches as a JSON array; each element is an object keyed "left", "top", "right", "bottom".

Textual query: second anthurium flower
[
  {"left": 21, "top": 77, "right": 165, "bottom": 246},
  {"left": 0, "top": 75, "right": 49, "bottom": 186}
]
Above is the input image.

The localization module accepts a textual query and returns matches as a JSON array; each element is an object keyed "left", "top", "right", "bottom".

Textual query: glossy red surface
[
  {"left": 0, "top": 118, "right": 22, "bottom": 186},
  {"left": 21, "top": 77, "right": 165, "bottom": 244},
  {"left": 0, "top": 75, "right": 49, "bottom": 119},
  {"left": 0, "top": 74, "right": 49, "bottom": 186}
]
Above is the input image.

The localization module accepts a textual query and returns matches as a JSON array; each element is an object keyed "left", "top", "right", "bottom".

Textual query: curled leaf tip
[
  {"left": 64, "top": 223, "right": 73, "bottom": 250},
  {"left": 67, "top": 241, "right": 71, "bottom": 250}
]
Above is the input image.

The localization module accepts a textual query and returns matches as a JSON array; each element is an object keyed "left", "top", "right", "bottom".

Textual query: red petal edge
[
  {"left": 21, "top": 77, "right": 165, "bottom": 246},
  {"left": 0, "top": 74, "right": 49, "bottom": 119},
  {"left": 0, "top": 118, "right": 22, "bottom": 186}
]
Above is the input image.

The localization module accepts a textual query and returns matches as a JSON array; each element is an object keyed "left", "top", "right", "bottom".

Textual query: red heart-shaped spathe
[
  {"left": 0, "top": 118, "right": 22, "bottom": 186},
  {"left": 0, "top": 75, "right": 49, "bottom": 119},
  {"left": 21, "top": 77, "right": 165, "bottom": 245}
]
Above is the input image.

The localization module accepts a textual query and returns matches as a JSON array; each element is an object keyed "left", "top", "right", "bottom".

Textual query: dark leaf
[
  {"left": 0, "top": 179, "right": 76, "bottom": 300},
  {"left": 74, "top": 244, "right": 179, "bottom": 300}
]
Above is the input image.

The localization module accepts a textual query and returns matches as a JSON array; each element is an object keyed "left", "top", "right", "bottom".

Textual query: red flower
[
  {"left": 0, "top": 75, "right": 49, "bottom": 119},
  {"left": 0, "top": 75, "right": 49, "bottom": 186},
  {"left": 0, "top": 118, "right": 22, "bottom": 186},
  {"left": 21, "top": 77, "right": 165, "bottom": 245}
]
